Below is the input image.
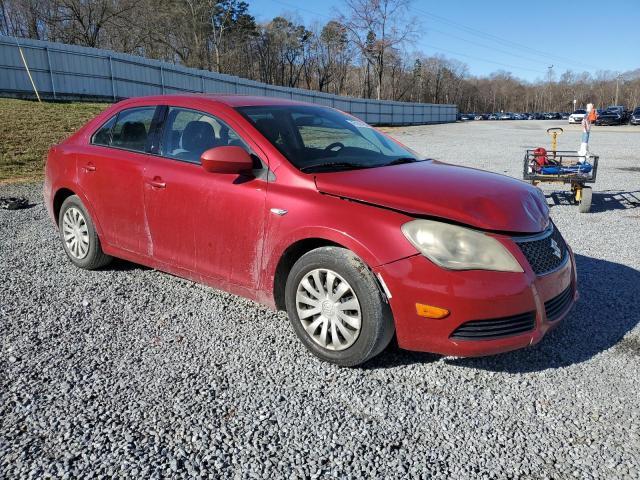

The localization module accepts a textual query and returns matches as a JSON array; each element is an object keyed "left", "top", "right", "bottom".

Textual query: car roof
[{"left": 116, "top": 93, "right": 317, "bottom": 109}]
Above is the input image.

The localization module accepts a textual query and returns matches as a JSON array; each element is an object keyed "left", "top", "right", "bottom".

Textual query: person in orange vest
[{"left": 578, "top": 103, "right": 597, "bottom": 157}]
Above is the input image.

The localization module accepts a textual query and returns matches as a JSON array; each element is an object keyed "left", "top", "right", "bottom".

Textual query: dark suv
[{"left": 596, "top": 106, "right": 630, "bottom": 125}]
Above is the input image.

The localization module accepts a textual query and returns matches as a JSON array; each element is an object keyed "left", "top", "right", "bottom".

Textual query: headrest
[
  {"left": 182, "top": 121, "right": 216, "bottom": 152},
  {"left": 121, "top": 121, "right": 147, "bottom": 144}
]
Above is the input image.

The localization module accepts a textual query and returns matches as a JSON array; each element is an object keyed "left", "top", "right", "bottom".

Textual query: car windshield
[
  {"left": 634, "top": 108, "right": 640, "bottom": 114},
  {"left": 573, "top": 110, "right": 587, "bottom": 114},
  {"left": 236, "top": 105, "right": 422, "bottom": 173}
]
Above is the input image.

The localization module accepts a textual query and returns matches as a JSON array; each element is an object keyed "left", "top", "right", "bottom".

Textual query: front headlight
[{"left": 401, "top": 219, "right": 523, "bottom": 272}]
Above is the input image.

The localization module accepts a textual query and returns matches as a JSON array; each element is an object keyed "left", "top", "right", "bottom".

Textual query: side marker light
[{"left": 415, "top": 303, "right": 450, "bottom": 319}]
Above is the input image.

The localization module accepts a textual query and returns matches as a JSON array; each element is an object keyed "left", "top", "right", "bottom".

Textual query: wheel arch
[
  {"left": 52, "top": 187, "right": 75, "bottom": 225},
  {"left": 273, "top": 238, "right": 343, "bottom": 311},
  {"left": 271, "top": 229, "right": 388, "bottom": 311},
  {"left": 51, "top": 185, "right": 105, "bottom": 239}
]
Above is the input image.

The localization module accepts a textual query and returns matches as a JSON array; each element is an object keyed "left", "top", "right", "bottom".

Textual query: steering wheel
[{"left": 324, "top": 142, "right": 344, "bottom": 153}]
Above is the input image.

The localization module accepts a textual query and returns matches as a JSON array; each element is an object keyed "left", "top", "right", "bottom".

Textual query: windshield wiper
[
  {"left": 384, "top": 157, "right": 422, "bottom": 166},
  {"left": 300, "top": 162, "right": 370, "bottom": 173}
]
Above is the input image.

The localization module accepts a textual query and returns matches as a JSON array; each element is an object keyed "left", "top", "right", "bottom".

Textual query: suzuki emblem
[{"left": 550, "top": 239, "right": 561, "bottom": 259}]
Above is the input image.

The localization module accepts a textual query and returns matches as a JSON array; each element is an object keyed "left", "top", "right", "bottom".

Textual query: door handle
[
  {"left": 83, "top": 163, "right": 96, "bottom": 172},
  {"left": 146, "top": 178, "right": 166, "bottom": 189}
]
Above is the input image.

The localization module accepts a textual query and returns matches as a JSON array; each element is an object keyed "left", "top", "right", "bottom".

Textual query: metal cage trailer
[{"left": 523, "top": 149, "right": 599, "bottom": 213}]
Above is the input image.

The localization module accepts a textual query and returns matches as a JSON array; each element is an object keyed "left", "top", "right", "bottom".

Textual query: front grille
[
  {"left": 544, "top": 285, "right": 573, "bottom": 321},
  {"left": 515, "top": 224, "right": 568, "bottom": 275},
  {"left": 450, "top": 311, "right": 536, "bottom": 340}
]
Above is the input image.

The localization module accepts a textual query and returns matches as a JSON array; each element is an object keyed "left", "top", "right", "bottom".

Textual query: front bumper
[{"left": 374, "top": 241, "right": 577, "bottom": 357}]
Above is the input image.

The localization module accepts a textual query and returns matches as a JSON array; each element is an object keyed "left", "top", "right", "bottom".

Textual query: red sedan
[{"left": 44, "top": 95, "right": 577, "bottom": 366}]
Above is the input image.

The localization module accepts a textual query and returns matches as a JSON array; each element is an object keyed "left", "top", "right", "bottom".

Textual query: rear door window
[
  {"left": 110, "top": 107, "right": 157, "bottom": 153},
  {"left": 160, "top": 107, "right": 249, "bottom": 164}
]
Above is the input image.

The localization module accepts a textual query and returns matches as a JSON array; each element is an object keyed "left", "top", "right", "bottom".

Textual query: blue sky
[{"left": 248, "top": 0, "right": 640, "bottom": 82}]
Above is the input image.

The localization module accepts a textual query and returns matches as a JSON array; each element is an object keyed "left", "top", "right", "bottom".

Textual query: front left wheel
[
  {"left": 58, "top": 195, "right": 112, "bottom": 270},
  {"left": 284, "top": 247, "right": 394, "bottom": 367}
]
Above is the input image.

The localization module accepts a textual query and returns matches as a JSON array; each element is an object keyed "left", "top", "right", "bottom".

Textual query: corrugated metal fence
[{"left": 0, "top": 36, "right": 457, "bottom": 125}]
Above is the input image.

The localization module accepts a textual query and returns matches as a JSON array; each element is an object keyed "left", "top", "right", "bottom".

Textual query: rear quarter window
[{"left": 91, "top": 116, "right": 116, "bottom": 146}]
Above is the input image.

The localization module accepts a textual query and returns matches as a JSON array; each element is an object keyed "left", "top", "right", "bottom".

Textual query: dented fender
[{"left": 258, "top": 182, "right": 420, "bottom": 305}]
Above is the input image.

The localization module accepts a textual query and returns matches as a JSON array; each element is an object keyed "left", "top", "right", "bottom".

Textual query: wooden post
[{"left": 17, "top": 44, "right": 41, "bottom": 102}]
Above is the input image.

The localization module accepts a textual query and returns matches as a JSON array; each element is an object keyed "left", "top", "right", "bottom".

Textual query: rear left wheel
[{"left": 58, "top": 195, "right": 112, "bottom": 269}]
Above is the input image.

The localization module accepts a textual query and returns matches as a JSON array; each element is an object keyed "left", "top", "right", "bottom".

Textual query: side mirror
[{"left": 201, "top": 146, "right": 254, "bottom": 174}]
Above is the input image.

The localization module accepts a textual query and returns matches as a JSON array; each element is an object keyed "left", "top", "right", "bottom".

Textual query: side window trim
[{"left": 147, "top": 105, "right": 168, "bottom": 155}]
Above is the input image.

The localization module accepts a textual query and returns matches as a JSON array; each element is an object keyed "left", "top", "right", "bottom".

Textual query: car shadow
[
  {"left": 546, "top": 190, "right": 640, "bottom": 212},
  {"left": 368, "top": 254, "right": 640, "bottom": 372},
  {"left": 364, "top": 341, "right": 440, "bottom": 370},
  {"left": 102, "top": 258, "right": 151, "bottom": 272}
]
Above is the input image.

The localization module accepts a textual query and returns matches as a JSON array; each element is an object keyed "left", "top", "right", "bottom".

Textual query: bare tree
[
  {"left": 209, "top": 0, "right": 252, "bottom": 73},
  {"left": 1, "top": 0, "right": 49, "bottom": 38},
  {"left": 4, "top": 0, "right": 639, "bottom": 111},
  {"left": 310, "top": 20, "right": 350, "bottom": 93},
  {"left": 45, "top": 0, "right": 138, "bottom": 47},
  {"left": 339, "top": 0, "right": 416, "bottom": 100}
]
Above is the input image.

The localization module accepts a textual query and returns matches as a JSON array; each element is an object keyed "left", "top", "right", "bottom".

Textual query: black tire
[
  {"left": 285, "top": 247, "right": 394, "bottom": 367},
  {"left": 58, "top": 195, "right": 112, "bottom": 269},
  {"left": 578, "top": 186, "right": 592, "bottom": 213}
]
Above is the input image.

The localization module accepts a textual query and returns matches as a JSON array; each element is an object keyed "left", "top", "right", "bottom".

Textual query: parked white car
[{"left": 568, "top": 109, "right": 587, "bottom": 124}]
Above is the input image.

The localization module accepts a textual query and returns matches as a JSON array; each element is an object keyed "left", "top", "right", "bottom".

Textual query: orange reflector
[{"left": 415, "top": 303, "right": 450, "bottom": 319}]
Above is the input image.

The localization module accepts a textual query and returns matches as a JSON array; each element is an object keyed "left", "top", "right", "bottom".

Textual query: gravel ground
[{"left": 1, "top": 120, "right": 639, "bottom": 479}]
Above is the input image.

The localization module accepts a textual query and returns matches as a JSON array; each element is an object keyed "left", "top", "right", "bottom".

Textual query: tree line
[{"left": 1, "top": 0, "right": 639, "bottom": 111}]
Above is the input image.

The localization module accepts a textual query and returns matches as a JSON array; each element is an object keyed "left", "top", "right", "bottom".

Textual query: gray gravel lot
[{"left": 1, "top": 120, "right": 639, "bottom": 479}]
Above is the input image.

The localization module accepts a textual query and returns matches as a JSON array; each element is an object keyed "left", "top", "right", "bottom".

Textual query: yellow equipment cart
[{"left": 523, "top": 128, "right": 599, "bottom": 213}]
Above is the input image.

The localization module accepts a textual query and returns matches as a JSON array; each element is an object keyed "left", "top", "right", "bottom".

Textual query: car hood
[{"left": 314, "top": 160, "right": 549, "bottom": 233}]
